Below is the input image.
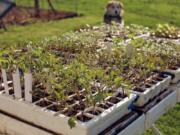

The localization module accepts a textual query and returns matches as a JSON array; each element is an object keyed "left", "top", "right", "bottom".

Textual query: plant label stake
[
  {"left": 24, "top": 73, "right": 32, "bottom": 102},
  {"left": 1, "top": 69, "right": 9, "bottom": 95},
  {"left": 106, "top": 42, "right": 113, "bottom": 51},
  {"left": 126, "top": 44, "right": 134, "bottom": 58},
  {"left": 13, "top": 69, "right": 22, "bottom": 99}
]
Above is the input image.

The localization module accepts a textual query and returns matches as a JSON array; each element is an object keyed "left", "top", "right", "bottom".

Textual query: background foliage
[{"left": 0, "top": 0, "right": 180, "bottom": 46}]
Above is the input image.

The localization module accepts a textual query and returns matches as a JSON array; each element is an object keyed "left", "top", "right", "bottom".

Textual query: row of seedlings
[{"left": 0, "top": 46, "right": 137, "bottom": 135}]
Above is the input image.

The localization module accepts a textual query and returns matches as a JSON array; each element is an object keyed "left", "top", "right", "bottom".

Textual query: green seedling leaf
[{"left": 68, "top": 117, "right": 77, "bottom": 129}]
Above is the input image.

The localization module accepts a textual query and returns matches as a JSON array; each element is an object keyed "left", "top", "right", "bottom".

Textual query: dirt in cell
[
  {"left": 77, "top": 114, "right": 93, "bottom": 122},
  {"left": 36, "top": 100, "right": 52, "bottom": 107},
  {"left": 107, "top": 97, "right": 121, "bottom": 104},
  {"left": 87, "top": 109, "right": 102, "bottom": 116}
]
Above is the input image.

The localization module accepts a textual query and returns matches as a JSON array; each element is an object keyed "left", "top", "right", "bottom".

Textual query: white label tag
[
  {"left": 1, "top": 69, "right": 9, "bottom": 94},
  {"left": 24, "top": 73, "right": 32, "bottom": 102},
  {"left": 126, "top": 44, "right": 134, "bottom": 57},
  {"left": 13, "top": 69, "right": 22, "bottom": 99}
]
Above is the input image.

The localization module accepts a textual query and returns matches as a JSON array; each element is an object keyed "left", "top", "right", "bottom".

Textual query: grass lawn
[
  {"left": 0, "top": 0, "right": 180, "bottom": 46},
  {"left": 0, "top": 0, "right": 179, "bottom": 135}
]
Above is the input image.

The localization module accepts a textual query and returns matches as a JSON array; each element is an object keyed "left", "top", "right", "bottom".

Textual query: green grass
[{"left": 0, "top": 0, "right": 180, "bottom": 46}]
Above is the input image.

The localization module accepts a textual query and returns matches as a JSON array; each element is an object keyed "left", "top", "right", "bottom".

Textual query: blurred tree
[{"left": 34, "top": 0, "right": 40, "bottom": 17}]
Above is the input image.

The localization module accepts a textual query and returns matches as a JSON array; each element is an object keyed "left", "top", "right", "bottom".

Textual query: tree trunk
[
  {"left": 34, "top": 0, "right": 56, "bottom": 16},
  {"left": 34, "top": 0, "right": 40, "bottom": 17},
  {"left": 0, "top": 20, "right": 7, "bottom": 31}
]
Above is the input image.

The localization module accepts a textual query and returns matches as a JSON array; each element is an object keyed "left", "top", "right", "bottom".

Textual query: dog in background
[{"left": 104, "top": 0, "right": 124, "bottom": 25}]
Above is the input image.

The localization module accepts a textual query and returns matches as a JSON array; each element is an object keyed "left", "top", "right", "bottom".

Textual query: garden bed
[{"left": 2, "top": 6, "right": 78, "bottom": 25}]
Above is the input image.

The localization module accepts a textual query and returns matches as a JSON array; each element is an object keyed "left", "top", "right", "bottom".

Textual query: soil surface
[{"left": 2, "top": 6, "right": 78, "bottom": 25}]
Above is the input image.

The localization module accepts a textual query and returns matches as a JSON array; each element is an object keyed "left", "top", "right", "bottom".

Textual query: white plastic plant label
[
  {"left": 24, "top": 73, "right": 32, "bottom": 102},
  {"left": 13, "top": 69, "right": 22, "bottom": 99},
  {"left": 126, "top": 44, "right": 134, "bottom": 57},
  {"left": 1, "top": 69, "right": 9, "bottom": 94}
]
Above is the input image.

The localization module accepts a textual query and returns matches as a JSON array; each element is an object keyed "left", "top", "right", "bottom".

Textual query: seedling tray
[
  {"left": 121, "top": 33, "right": 150, "bottom": 45},
  {"left": 0, "top": 78, "right": 137, "bottom": 135},
  {"left": 133, "top": 89, "right": 175, "bottom": 113},
  {"left": 145, "top": 90, "right": 176, "bottom": 129},
  {"left": 165, "top": 68, "right": 180, "bottom": 83},
  {"left": 169, "top": 81, "right": 180, "bottom": 103},
  {"left": 152, "top": 37, "right": 180, "bottom": 46},
  {"left": 132, "top": 75, "right": 171, "bottom": 107},
  {"left": 99, "top": 112, "right": 145, "bottom": 135}
]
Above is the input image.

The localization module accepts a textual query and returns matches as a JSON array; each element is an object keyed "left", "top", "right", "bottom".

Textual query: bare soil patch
[{"left": 2, "top": 6, "right": 78, "bottom": 25}]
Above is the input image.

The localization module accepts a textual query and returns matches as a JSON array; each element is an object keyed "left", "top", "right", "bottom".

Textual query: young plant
[
  {"left": 68, "top": 117, "right": 77, "bottom": 129},
  {"left": 152, "top": 24, "right": 180, "bottom": 39}
]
